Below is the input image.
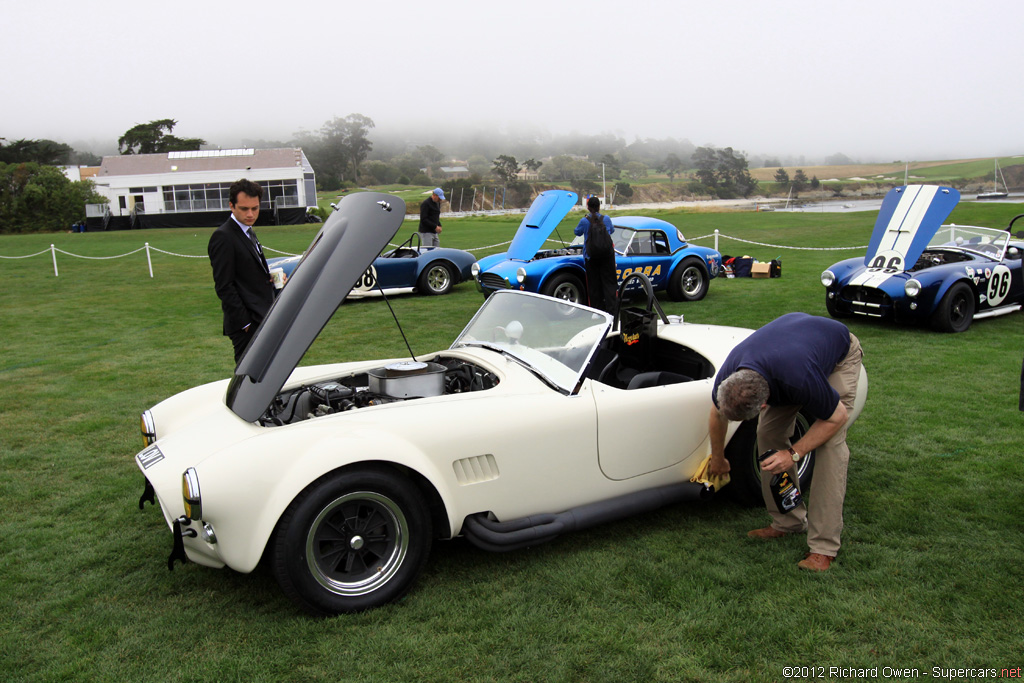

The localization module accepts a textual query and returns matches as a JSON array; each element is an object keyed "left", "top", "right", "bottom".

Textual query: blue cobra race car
[
  {"left": 472, "top": 190, "right": 721, "bottom": 304},
  {"left": 268, "top": 231, "right": 476, "bottom": 298},
  {"left": 821, "top": 185, "right": 1024, "bottom": 332}
]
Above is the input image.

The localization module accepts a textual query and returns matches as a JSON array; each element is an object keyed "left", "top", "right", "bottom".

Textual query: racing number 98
[{"left": 355, "top": 266, "right": 377, "bottom": 291}]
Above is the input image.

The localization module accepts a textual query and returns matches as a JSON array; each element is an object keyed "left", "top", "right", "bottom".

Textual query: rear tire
[
  {"left": 724, "top": 411, "right": 816, "bottom": 507},
  {"left": 418, "top": 261, "right": 454, "bottom": 296},
  {"left": 668, "top": 258, "right": 709, "bottom": 301}
]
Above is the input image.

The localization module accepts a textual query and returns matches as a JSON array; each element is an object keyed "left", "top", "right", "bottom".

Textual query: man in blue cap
[{"left": 418, "top": 188, "right": 445, "bottom": 247}]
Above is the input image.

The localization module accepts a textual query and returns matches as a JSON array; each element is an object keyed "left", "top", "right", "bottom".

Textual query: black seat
[{"left": 626, "top": 371, "right": 692, "bottom": 390}]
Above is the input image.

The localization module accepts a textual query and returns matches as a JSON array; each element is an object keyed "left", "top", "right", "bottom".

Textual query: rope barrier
[{"left": 0, "top": 230, "right": 869, "bottom": 278}]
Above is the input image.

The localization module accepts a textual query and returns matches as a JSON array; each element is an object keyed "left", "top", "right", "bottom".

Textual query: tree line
[{"left": 1, "top": 114, "right": 770, "bottom": 233}]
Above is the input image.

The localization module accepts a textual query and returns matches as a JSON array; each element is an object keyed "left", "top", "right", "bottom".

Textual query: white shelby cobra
[{"left": 135, "top": 193, "right": 867, "bottom": 615}]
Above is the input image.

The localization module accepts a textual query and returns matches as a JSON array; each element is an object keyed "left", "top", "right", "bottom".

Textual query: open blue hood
[
  {"left": 863, "top": 185, "right": 959, "bottom": 271},
  {"left": 226, "top": 192, "right": 406, "bottom": 422},
  {"left": 505, "top": 190, "right": 579, "bottom": 260}
]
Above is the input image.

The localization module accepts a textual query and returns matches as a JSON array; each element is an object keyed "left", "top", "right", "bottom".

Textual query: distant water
[{"left": 776, "top": 192, "right": 1022, "bottom": 213}]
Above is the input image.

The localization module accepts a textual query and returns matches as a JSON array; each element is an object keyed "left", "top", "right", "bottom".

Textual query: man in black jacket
[
  {"left": 418, "top": 188, "right": 444, "bottom": 247},
  {"left": 208, "top": 179, "right": 277, "bottom": 363}
]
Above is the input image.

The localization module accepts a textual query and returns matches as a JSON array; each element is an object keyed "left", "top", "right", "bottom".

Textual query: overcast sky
[{"left": 3, "top": 0, "right": 1021, "bottom": 162}]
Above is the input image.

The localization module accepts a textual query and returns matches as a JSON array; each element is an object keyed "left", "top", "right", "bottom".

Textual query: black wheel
[
  {"left": 930, "top": 281, "right": 975, "bottom": 333},
  {"left": 668, "top": 258, "right": 708, "bottom": 301},
  {"left": 542, "top": 272, "right": 585, "bottom": 304},
  {"left": 825, "top": 292, "right": 852, "bottom": 318},
  {"left": 724, "top": 411, "right": 816, "bottom": 507},
  {"left": 418, "top": 261, "right": 454, "bottom": 296},
  {"left": 272, "top": 467, "right": 432, "bottom": 615}
]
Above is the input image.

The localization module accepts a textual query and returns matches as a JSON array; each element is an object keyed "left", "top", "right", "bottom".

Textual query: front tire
[
  {"left": 930, "top": 281, "right": 975, "bottom": 332},
  {"left": 418, "top": 261, "right": 454, "bottom": 295},
  {"left": 668, "top": 258, "right": 709, "bottom": 301},
  {"left": 272, "top": 467, "right": 432, "bottom": 615},
  {"left": 542, "top": 272, "right": 585, "bottom": 304},
  {"left": 724, "top": 411, "right": 816, "bottom": 507}
]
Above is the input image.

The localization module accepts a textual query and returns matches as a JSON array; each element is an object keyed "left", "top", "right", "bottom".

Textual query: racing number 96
[
  {"left": 869, "top": 254, "right": 903, "bottom": 273},
  {"left": 986, "top": 266, "right": 1011, "bottom": 306}
]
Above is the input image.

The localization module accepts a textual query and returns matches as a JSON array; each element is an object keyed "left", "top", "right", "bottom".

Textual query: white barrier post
[
  {"left": 714, "top": 229, "right": 720, "bottom": 253},
  {"left": 51, "top": 244, "right": 58, "bottom": 277},
  {"left": 145, "top": 243, "right": 154, "bottom": 278}
]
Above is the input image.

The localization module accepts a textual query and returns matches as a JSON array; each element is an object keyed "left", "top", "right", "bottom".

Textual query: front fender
[
  {"left": 536, "top": 263, "right": 587, "bottom": 292},
  {"left": 930, "top": 274, "right": 976, "bottom": 311},
  {"left": 196, "top": 427, "right": 456, "bottom": 573}
]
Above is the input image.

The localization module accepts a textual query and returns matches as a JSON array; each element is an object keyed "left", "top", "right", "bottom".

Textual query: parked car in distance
[
  {"left": 821, "top": 185, "right": 1024, "bottom": 332},
  {"left": 268, "top": 231, "right": 476, "bottom": 298},
  {"left": 472, "top": 190, "right": 722, "bottom": 304}
]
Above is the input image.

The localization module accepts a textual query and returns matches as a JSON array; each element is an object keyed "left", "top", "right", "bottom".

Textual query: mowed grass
[{"left": 1, "top": 201, "right": 1022, "bottom": 683}]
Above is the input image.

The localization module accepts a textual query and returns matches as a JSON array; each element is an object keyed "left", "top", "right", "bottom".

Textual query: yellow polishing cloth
[{"left": 690, "top": 452, "right": 730, "bottom": 491}]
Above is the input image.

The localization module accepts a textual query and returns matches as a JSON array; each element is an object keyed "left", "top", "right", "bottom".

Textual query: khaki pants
[{"left": 756, "top": 334, "right": 863, "bottom": 557}]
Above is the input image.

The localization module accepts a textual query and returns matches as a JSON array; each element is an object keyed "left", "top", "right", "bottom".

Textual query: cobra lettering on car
[{"left": 616, "top": 264, "right": 662, "bottom": 281}]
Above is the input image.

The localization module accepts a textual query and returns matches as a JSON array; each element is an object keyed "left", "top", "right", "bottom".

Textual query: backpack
[{"left": 587, "top": 213, "right": 614, "bottom": 263}]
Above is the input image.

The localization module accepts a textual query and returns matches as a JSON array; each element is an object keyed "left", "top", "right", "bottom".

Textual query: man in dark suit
[{"left": 208, "top": 178, "right": 277, "bottom": 363}]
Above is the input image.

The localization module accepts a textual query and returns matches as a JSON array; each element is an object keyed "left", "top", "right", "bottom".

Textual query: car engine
[
  {"left": 911, "top": 249, "right": 971, "bottom": 271},
  {"left": 260, "top": 356, "right": 499, "bottom": 426}
]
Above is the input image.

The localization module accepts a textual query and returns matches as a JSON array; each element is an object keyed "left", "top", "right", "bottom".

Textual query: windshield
[
  {"left": 452, "top": 290, "right": 613, "bottom": 393},
  {"left": 570, "top": 226, "right": 634, "bottom": 255},
  {"left": 929, "top": 225, "right": 1008, "bottom": 259}
]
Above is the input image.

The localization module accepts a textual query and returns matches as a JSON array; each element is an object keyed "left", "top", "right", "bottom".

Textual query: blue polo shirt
[{"left": 712, "top": 313, "right": 852, "bottom": 420}]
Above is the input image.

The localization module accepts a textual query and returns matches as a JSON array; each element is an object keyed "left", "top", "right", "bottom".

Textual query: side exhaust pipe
[{"left": 462, "top": 481, "right": 714, "bottom": 552}]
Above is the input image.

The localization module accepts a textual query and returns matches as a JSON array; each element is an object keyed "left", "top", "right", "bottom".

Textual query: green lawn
[{"left": 1, "top": 201, "right": 1022, "bottom": 682}]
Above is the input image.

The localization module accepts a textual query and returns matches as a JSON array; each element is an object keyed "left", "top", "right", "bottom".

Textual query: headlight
[
  {"left": 516, "top": 267, "right": 527, "bottom": 284},
  {"left": 820, "top": 270, "right": 836, "bottom": 287},
  {"left": 182, "top": 468, "right": 202, "bottom": 521},
  {"left": 471, "top": 262, "right": 480, "bottom": 277},
  {"left": 140, "top": 410, "right": 156, "bottom": 447},
  {"left": 904, "top": 279, "right": 922, "bottom": 298}
]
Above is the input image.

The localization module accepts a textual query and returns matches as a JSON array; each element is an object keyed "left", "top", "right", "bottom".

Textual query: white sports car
[{"left": 135, "top": 192, "right": 867, "bottom": 615}]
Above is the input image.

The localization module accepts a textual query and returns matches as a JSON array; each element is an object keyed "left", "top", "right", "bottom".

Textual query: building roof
[{"left": 98, "top": 148, "right": 310, "bottom": 177}]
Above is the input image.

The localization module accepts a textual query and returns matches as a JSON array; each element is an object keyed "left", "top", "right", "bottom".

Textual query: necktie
[{"left": 248, "top": 228, "right": 269, "bottom": 274}]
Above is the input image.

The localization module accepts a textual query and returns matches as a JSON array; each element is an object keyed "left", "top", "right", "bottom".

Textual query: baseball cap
[{"left": 433, "top": 188, "right": 445, "bottom": 201}]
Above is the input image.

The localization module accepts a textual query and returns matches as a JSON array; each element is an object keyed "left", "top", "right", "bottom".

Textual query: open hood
[
  {"left": 863, "top": 185, "right": 959, "bottom": 271},
  {"left": 226, "top": 192, "right": 406, "bottom": 422},
  {"left": 505, "top": 190, "right": 579, "bottom": 260}
]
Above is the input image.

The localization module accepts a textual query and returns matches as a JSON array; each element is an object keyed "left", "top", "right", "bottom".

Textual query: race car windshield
[
  {"left": 452, "top": 290, "right": 612, "bottom": 393},
  {"left": 930, "top": 225, "right": 1008, "bottom": 259}
]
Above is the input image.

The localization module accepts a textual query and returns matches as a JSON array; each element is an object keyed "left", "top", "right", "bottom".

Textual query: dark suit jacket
[{"left": 208, "top": 217, "right": 276, "bottom": 335}]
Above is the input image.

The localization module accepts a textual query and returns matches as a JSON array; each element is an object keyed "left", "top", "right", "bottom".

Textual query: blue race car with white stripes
[
  {"left": 472, "top": 190, "right": 722, "bottom": 304},
  {"left": 821, "top": 185, "right": 1024, "bottom": 332}
]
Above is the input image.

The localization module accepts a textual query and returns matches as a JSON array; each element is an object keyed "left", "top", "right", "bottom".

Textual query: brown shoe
[
  {"left": 747, "top": 526, "right": 788, "bottom": 539},
  {"left": 798, "top": 553, "right": 834, "bottom": 571}
]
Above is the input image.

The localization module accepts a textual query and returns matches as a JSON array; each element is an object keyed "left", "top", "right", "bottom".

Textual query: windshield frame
[
  {"left": 929, "top": 225, "right": 1009, "bottom": 261},
  {"left": 451, "top": 290, "right": 613, "bottom": 394}
]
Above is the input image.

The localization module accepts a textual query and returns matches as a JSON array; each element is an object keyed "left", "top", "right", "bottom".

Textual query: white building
[{"left": 87, "top": 148, "right": 317, "bottom": 230}]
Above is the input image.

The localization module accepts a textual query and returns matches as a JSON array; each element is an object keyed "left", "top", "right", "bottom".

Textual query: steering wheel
[{"left": 595, "top": 354, "right": 620, "bottom": 384}]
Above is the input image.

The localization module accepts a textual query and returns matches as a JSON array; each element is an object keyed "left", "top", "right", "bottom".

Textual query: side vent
[{"left": 453, "top": 454, "right": 500, "bottom": 485}]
